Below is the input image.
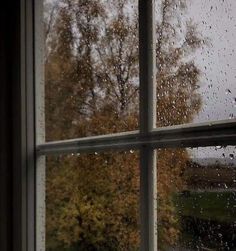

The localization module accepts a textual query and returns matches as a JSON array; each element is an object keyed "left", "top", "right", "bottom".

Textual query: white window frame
[{"left": 13, "top": 0, "right": 236, "bottom": 251}]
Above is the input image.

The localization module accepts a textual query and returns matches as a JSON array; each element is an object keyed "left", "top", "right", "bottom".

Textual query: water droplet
[
  {"left": 229, "top": 113, "right": 234, "bottom": 119},
  {"left": 225, "top": 89, "right": 232, "bottom": 95},
  {"left": 233, "top": 98, "right": 236, "bottom": 106},
  {"left": 229, "top": 154, "right": 234, "bottom": 160}
]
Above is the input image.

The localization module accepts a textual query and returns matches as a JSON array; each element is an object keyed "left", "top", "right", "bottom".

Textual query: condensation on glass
[
  {"left": 156, "top": 146, "right": 236, "bottom": 250},
  {"left": 155, "top": 0, "right": 236, "bottom": 127},
  {"left": 45, "top": 151, "right": 140, "bottom": 250},
  {"left": 44, "top": 0, "right": 139, "bottom": 141}
]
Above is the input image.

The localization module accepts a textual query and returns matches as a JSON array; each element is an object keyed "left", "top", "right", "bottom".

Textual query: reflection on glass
[
  {"left": 155, "top": 0, "right": 236, "bottom": 127},
  {"left": 46, "top": 151, "right": 140, "bottom": 251},
  {"left": 157, "top": 146, "right": 236, "bottom": 250},
  {"left": 44, "top": 0, "right": 139, "bottom": 141}
]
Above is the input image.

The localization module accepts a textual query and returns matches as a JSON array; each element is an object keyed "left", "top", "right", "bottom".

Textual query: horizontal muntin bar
[
  {"left": 153, "top": 119, "right": 236, "bottom": 134},
  {"left": 37, "top": 119, "right": 236, "bottom": 155},
  {"left": 37, "top": 131, "right": 140, "bottom": 155}
]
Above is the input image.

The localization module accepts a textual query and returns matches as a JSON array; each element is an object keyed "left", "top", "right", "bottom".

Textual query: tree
[
  {"left": 155, "top": 0, "right": 203, "bottom": 248},
  {"left": 45, "top": 1, "right": 140, "bottom": 250},
  {"left": 44, "top": 0, "right": 203, "bottom": 250}
]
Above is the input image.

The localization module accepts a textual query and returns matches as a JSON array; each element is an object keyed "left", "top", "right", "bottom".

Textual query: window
[{"left": 32, "top": 1, "right": 236, "bottom": 251}]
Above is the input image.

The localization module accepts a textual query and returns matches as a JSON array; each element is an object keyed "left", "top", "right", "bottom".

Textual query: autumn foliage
[{"left": 44, "top": 0, "right": 202, "bottom": 250}]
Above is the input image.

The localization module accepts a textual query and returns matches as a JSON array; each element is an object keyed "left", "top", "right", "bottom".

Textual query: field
[
  {"left": 175, "top": 190, "right": 236, "bottom": 223},
  {"left": 171, "top": 190, "right": 236, "bottom": 250}
]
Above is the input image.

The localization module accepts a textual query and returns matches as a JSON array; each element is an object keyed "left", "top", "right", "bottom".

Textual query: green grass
[{"left": 174, "top": 191, "right": 236, "bottom": 223}]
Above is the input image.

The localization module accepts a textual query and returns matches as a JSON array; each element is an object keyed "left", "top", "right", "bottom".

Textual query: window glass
[
  {"left": 157, "top": 146, "right": 236, "bottom": 250},
  {"left": 45, "top": 151, "right": 140, "bottom": 250},
  {"left": 44, "top": 0, "right": 139, "bottom": 141},
  {"left": 155, "top": 0, "right": 236, "bottom": 127}
]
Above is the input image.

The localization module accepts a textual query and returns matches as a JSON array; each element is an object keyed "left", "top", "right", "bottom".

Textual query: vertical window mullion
[
  {"left": 139, "top": 0, "right": 157, "bottom": 250},
  {"left": 35, "top": 0, "right": 45, "bottom": 250},
  {"left": 25, "top": 0, "right": 36, "bottom": 250}
]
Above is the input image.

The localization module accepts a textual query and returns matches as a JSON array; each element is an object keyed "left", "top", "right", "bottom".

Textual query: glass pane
[
  {"left": 155, "top": 0, "right": 236, "bottom": 127},
  {"left": 157, "top": 146, "right": 236, "bottom": 250},
  {"left": 46, "top": 151, "right": 140, "bottom": 250},
  {"left": 44, "top": 0, "right": 139, "bottom": 141}
]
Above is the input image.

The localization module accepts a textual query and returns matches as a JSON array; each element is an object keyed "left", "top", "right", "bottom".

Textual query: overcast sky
[
  {"left": 180, "top": 0, "right": 236, "bottom": 159},
  {"left": 44, "top": 0, "right": 236, "bottom": 160},
  {"left": 45, "top": 0, "right": 236, "bottom": 125},
  {"left": 186, "top": 0, "right": 236, "bottom": 123}
]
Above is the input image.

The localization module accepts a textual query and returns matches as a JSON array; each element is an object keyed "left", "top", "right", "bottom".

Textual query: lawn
[{"left": 174, "top": 190, "right": 236, "bottom": 223}]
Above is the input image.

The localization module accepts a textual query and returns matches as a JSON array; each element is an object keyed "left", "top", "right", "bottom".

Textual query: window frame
[
  {"left": 20, "top": 0, "right": 36, "bottom": 249},
  {"left": 30, "top": 0, "right": 236, "bottom": 251},
  {"left": 2, "top": 0, "right": 37, "bottom": 251}
]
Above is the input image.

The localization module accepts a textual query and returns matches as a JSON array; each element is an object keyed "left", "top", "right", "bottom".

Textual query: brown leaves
[{"left": 46, "top": 153, "right": 140, "bottom": 250}]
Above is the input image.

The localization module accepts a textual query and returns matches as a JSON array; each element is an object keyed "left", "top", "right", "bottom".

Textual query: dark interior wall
[
  {"left": 0, "top": 1, "right": 20, "bottom": 251},
  {"left": 0, "top": 5, "right": 13, "bottom": 251}
]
